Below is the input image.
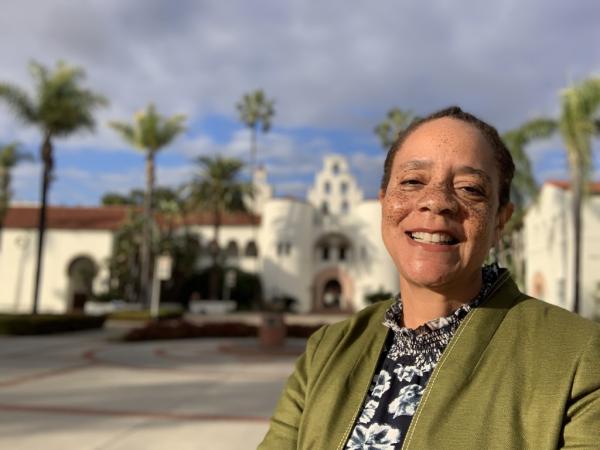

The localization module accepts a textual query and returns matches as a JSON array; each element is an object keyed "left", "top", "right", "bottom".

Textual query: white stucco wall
[
  {"left": 187, "top": 224, "right": 260, "bottom": 274},
  {"left": 349, "top": 200, "right": 399, "bottom": 309},
  {"left": 0, "top": 228, "right": 113, "bottom": 313},
  {"left": 259, "top": 198, "right": 315, "bottom": 311},
  {"left": 524, "top": 183, "right": 600, "bottom": 319}
]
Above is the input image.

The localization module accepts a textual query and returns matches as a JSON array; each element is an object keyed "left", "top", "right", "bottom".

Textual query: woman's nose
[{"left": 416, "top": 184, "right": 459, "bottom": 215}]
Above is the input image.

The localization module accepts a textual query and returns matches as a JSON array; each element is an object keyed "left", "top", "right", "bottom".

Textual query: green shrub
[
  {"left": 0, "top": 314, "right": 106, "bottom": 335},
  {"left": 181, "top": 266, "right": 262, "bottom": 310},
  {"left": 365, "top": 291, "right": 394, "bottom": 304}
]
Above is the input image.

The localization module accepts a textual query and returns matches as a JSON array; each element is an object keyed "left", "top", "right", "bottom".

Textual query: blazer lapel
[
  {"left": 307, "top": 302, "right": 391, "bottom": 450},
  {"left": 401, "top": 274, "right": 525, "bottom": 449}
]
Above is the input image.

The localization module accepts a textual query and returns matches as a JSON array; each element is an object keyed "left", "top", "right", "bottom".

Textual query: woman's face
[{"left": 380, "top": 117, "right": 512, "bottom": 291}]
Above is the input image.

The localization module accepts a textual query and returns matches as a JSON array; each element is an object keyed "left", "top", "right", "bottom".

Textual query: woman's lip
[{"left": 404, "top": 231, "right": 460, "bottom": 252}]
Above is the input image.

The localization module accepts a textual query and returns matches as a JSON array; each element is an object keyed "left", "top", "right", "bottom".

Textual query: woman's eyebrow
[
  {"left": 455, "top": 166, "right": 492, "bottom": 183},
  {"left": 397, "top": 160, "right": 433, "bottom": 171}
]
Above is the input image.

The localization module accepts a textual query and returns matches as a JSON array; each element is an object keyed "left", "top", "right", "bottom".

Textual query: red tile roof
[
  {"left": 545, "top": 180, "right": 600, "bottom": 194},
  {"left": 3, "top": 206, "right": 261, "bottom": 230}
]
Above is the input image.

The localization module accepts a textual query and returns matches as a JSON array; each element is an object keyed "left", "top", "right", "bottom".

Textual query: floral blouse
[{"left": 345, "top": 265, "right": 501, "bottom": 450}]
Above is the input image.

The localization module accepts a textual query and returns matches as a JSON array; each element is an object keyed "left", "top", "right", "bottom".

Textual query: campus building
[
  {"left": 2, "top": 156, "right": 599, "bottom": 320},
  {"left": 524, "top": 180, "right": 600, "bottom": 320},
  {"left": 0, "top": 155, "right": 398, "bottom": 314}
]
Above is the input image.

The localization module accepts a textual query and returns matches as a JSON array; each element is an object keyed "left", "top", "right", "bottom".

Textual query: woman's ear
[
  {"left": 496, "top": 202, "right": 514, "bottom": 238},
  {"left": 378, "top": 189, "right": 386, "bottom": 202}
]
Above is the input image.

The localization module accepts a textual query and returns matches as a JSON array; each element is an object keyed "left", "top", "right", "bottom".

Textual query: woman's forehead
[{"left": 394, "top": 117, "right": 496, "bottom": 171}]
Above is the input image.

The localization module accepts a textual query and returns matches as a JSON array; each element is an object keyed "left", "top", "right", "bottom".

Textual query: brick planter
[{"left": 259, "top": 312, "right": 286, "bottom": 348}]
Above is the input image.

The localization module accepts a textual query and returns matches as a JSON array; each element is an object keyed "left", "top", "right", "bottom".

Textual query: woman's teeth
[{"left": 409, "top": 231, "right": 457, "bottom": 245}]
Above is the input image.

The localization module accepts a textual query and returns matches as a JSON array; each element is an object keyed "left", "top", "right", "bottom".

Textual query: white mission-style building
[
  {"left": 0, "top": 155, "right": 398, "bottom": 314},
  {"left": 1, "top": 155, "right": 599, "bottom": 320},
  {"left": 523, "top": 180, "right": 600, "bottom": 320}
]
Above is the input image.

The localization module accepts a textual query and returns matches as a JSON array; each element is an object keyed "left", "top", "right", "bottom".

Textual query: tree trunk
[
  {"left": 250, "top": 126, "right": 257, "bottom": 185},
  {"left": 31, "top": 133, "right": 53, "bottom": 314},
  {"left": 0, "top": 165, "right": 9, "bottom": 251},
  {"left": 209, "top": 207, "right": 221, "bottom": 299},
  {"left": 572, "top": 167, "right": 583, "bottom": 315},
  {"left": 140, "top": 151, "right": 155, "bottom": 307}
]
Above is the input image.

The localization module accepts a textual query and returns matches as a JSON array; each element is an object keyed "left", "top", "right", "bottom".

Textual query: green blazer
[{"left": 258, "top": 274, "right": 600, "bottom": 449}]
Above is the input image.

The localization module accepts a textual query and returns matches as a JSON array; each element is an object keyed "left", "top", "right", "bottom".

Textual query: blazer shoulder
[{"left": 509, "top": 295, "right": 600, "bottom": 341}]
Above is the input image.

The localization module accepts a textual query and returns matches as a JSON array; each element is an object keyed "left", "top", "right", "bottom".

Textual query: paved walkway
[{"left": 0, "top": 325, "right": 305, "bottom": 449}]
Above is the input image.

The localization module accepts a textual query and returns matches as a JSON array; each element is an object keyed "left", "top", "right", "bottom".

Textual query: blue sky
[{"left": 1, "top": 0, "right": 599, "bottom": 206}]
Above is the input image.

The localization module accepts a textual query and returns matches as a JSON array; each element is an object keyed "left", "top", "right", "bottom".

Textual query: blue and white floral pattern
[
  {"left": 370, "top": 371, "right": 391, "bottom": 398},
  {"left": 388, "top": 384, "right": 424, "bottom": 417},
  {"left": 393, "top": 365, "right": 422, "bottom": 382},
  {"left": 358, "top": 400, "right": 379, "bottom": 424},
  {"left": 344, "top": 265, "right": 503, "bottom": 450},
  {"left": 346, "top": 423, "right": 401, "bottom": 450}
]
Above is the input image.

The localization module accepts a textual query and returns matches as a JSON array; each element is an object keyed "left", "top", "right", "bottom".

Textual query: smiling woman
[{"left": 259, "top": 107, "right": 600, "bottom": 450}]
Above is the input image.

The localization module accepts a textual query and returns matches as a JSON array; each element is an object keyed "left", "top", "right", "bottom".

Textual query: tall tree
[
  {"left": 236, "top": 90, "right": 275, "bottom": 187},
  {"left": 186, "top": 156, "right": 251, "bottom": 299},
  {"left": 0, "top": 61, "right": 106, "bottom": 313},
  {"left": 374, "top": 108, "right": 414, "bottom": 150},
  {"left": 558, "top": 77, "right": 600, "bottom": 314},
  {"left": 0, "top": 142, "right": 33, "bottom": 245},
  {"left": 500, "top": 119, "right": 555, "bottom": 285},
  {"left": 109, "top": 104, "right": 186, "bottom": 306},
  {"left": 502, "top": 119, "right": 556, "bottom": 212}
]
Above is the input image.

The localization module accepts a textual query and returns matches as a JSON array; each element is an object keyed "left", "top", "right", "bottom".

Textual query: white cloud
[
  {"left": 2, "top": 0, "right": 599, "bottom": 205},
  {"left": 2, "top": 0, "right": 598, "bottom": 131}
]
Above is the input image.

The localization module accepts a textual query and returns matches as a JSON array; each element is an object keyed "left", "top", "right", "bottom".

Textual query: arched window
[
  {"left": 340, "top": 182, "right": 348, "bottom": 194},
  {"left": 341, "top": 200, "right": 349, "bottom": 214},
  {"left": 324, "top": 181, "right": 331, "bottom": 194},
  {"left": 321, "top": 245, "right": 330, "bottom": 261},
  {"left": 226, "top": 240, "right": 239, "bottom": 258},
  {"left": 321, "top": 201, "right": 329, "bottom": 215},
  {"left": 245, "top": 240, "right": 258, "bottom": 258},
  {"left": 339, "top": 245, "right": 348, "bottom": 261}
]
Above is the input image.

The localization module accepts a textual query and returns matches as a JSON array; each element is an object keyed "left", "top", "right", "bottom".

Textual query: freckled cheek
[
  {"left": 382, "top": 193, "right": 411, "bottom": 225},
  {"left": 463, "top": 204, "right": 496, "bottom": 239}
]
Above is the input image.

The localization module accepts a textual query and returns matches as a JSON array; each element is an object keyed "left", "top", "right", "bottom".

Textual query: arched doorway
[
  {"left": 322, "top": 279, "right": 342, "bottom": 308},
  {"left": 312, "top": 267, "right": 354, "bottom": 312},
  {"left": 67, "top": 256, "right": 98, "bottom": 312}
]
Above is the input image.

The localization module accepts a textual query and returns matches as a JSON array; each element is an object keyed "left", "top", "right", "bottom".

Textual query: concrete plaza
[{"left": 0, "top": 323, "right": 306, "bottom": 450}]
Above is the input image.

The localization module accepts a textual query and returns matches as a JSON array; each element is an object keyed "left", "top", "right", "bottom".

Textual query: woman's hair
[{"left": 380, "top": 106, "right": 515, "bottom": 208}]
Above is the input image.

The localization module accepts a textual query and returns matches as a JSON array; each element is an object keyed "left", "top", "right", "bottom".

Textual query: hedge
[
  {"left": 0, "top": 313, "right": 106, "bottom": 335},
  {"left": 123, "top": 319, "right": 324, "bottom": 341}
]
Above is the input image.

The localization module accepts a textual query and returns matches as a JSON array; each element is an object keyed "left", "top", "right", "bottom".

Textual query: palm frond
[
  {"left": 237, "top": 89, "right": 275, "bottom": 131},
  {"left": 0, "top": 83, "right": 37, "bottom": 123},
  {"left": 0, "top": 142, "right": 33, "bottom": 167},
  {"left": 110, "top": 103, "right": 186, "bottom": 154},
  {"left": 374, "top": 108, "right": 413, "bottom": 150},
  {"left": 502, "top": 117, "right": 556, "bottom": 209}
]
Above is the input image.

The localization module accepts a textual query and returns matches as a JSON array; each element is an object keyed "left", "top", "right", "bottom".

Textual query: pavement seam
[
  {"left": 0, "top": 363, "right": 93, "bottom": 388},
  {"left": 0, "top": 402, "right": 270, "bottom": 422}
]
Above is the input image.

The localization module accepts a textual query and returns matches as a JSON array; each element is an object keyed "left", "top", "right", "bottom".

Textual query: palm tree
[
  {"left": 374, "top": 108, "right": 414, "bottom": 150},
  {"left": 0, "top": 61, "right": 106, "bottom": 314},
  {"left": 499, "top": 119, "right": 555, "bottom": 285},
  {"left": 186, "top": 156, "right": 251, "bottom": 299},
  {"left": 557, "top": 77, "right": 600, "bottom": 314},
  {"left": 109, "top": 104, "right": 186, "bottom": 306},
  {"left": 236, "top": 90, "right": 275, "bottom": 186},
  {"left": 0, "top": 142, "right": 33, "bottom": 246},
  {"left": 502, "top": 119, "right": 556, "bottom": 212}
]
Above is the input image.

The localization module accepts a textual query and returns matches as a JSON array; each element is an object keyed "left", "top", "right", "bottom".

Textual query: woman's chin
[{"left": 399, "top": 264, "right": 463, "bottom": 290}]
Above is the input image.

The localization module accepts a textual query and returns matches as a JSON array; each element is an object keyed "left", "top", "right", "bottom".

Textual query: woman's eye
[
  {"left": 459, "top": 185, "right": 485, "bottom": 196},
  {"left": 401, "top": 179, "right": 422, "bottom": 186}
]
